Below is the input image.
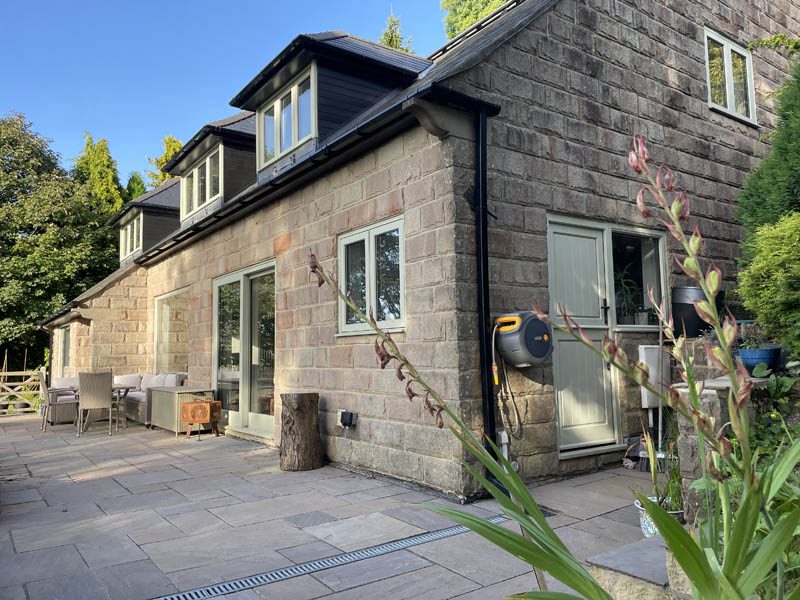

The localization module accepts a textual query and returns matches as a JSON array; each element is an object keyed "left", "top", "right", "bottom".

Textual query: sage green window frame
[
  {"left": 181, "top": 145, "right": 224, "bottom": 220},
  {"left": 256, "top": 63, "right": 317, "bottom": 171},
  {"left": 704, "top": 28, "right": 757, "bottom": 125},
  {"left": 337, "top": 216, "right": 405, "bottom": 335}
]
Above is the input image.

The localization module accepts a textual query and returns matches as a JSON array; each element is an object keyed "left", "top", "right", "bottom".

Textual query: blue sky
[{"left": 1, "top": 0, "right": 447, "bottom": 184}]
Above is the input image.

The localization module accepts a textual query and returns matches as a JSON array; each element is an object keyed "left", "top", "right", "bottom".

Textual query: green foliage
[
  {"left": 441, "top": 0, "right": 504, "bottom": 40},
  {"left": 379, "top": 11, "right": 413, "bottom": 53},
  {"left": 146, "top": 135, "right": 182, "bottom": 188},
  {"left": 0, "top": 114, "right": 117, "bottom": 348},
  {"left": 72, "top": 133, "right": 124, "bottom": 213},
  {"left": 737, "top": 61, "right": 800, "bottom": 254},
  {"left": 749, "top": 34, "right": 800, "bottom": 57},
  {"left": 738, "top": 213, "right": 800, "bottom": 356},
  {"left": 124, "top": 172, "right": 147, "bottom": 202},
  {"left": 0, "top": 112, "right": 61, "bottom": 205}
]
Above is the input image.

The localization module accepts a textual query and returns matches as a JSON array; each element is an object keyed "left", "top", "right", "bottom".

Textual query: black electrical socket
[{"left": 338, "top": 410, "right": 357, "bottom": 428}]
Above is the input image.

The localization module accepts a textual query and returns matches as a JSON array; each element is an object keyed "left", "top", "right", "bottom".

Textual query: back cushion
[
  {"left": 114, "top": 373, "right": 142, "bottom": 390},
  {"left": 163, "top": 373, "right": 178, "bottom": 387},
  {"left": 140, "top": 373, "right": 167, "bottom": 391},
  {"left": 52, "top": 376, "right": 79, "bottom": 389}
]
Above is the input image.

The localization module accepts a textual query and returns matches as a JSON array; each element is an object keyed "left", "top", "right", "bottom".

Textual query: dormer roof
[
  {"left": 111, "top": 178, "right": 180, "bottom": 225},
  {"left": 164, "top": 111, "right": 255, "bottom": 175}
]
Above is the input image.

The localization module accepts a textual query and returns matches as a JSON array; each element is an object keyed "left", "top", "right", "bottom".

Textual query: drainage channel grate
[{"left": 155, "top": 515, "right": 508, "bottom": 600}]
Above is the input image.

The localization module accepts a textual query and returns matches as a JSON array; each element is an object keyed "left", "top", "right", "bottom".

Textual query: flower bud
[
  {"left": 633, "top": 362, "right": 650, "bottom": 386},
  {"left": 671, "top": 198, "right": 683, "bottom": 220},
  {"left": 635, "top": 135, "right": 651, "bottom": 162},
  {"left": 679, "top": 256, "right": 702, "bottom": 279},
  {"left": 722, "top": 317, "right": 737, "bottom": 348},
  {"left": 656, "top": 166, "right": 675, "bottom": 191},
  {"left": 628, "top": 151, "right": 643, "bottom": 174},
  {"left": 694, "top": 299, "right": 718, "bottom": 326},
  {"left": 636, "top": 188, "right": 651, "bottom": 218},
  {"left": 688, "top": 227, "right": 702, "bottom": 255},
  {"left": 705, "top": 266, "right": 722, "bottom": 297}
]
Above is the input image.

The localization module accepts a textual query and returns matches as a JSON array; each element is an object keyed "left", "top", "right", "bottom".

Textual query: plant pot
[
  {"left": 634, "top": 497, "right": 684, "bottom": 538},
  {"left": 739, "top": 347, "right": 781, "bottom": 374},
  {"left": 671, "top": 287, "right": 725, "bottom": 338}
]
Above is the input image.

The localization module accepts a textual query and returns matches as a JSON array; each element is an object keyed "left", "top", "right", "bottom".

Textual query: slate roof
[
  {"left": 207, "top": 111, "right": 256, "bottom": 135},
  {"left": 305, "top": 31, "right": 432, "bottom": 74},
  {"left": 163, "top": 111, "right": 255, "bottom": 173},
  {"left": 133, "top": 178, "right": 180, "bottom": 209}
]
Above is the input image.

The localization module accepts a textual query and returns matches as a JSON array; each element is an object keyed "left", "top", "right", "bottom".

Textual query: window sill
[
  {"left": 708, "top": 104, "right": 758, "bottom": 128},
  {"left": 336, "top": 326, "right": 405, "bottom": 338},
  {"left": 182, "top": 193, "right": 222, "bottom": 221},
  {"left": 612, "top": 325, "right": 661, "bottom": 333}
]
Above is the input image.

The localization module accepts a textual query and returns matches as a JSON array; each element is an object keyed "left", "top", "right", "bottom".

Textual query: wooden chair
[
  {"left": 77, "top": 371, "right": 118, "bottom": 437},
  {"left": 39, "top": 371, "right": 78, "bottom": 432}
]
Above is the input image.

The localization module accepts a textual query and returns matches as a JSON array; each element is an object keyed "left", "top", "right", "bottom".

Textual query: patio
[{"left": 0, "top": 415, "right": 649, "bottom": 599}]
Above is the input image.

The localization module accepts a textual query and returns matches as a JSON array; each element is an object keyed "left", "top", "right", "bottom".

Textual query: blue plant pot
[{"left": 739, "top": 347, "right": 781, "bottom": 374}]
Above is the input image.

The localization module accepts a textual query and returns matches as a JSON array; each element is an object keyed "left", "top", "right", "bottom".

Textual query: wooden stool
[{"left": 180, "top": 400, "right": 221, "bottom": 439}]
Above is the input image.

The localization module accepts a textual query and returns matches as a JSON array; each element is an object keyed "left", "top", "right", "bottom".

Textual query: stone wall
[{"left": 445, "top": 0, "right": 796, "bottom": 480}]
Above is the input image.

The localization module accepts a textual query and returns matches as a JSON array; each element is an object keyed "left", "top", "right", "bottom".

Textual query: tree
[
  {"left": 736, "top": 60, "right": 800, "bottom": 255},
  {"left": 146, "top": 135, "right": 182, "bottom": 188},
  {"left": 0, "top": 114, "right": 117, "bottom": 366},
  {"left": 441, "top": 0, "right": 504, "bottom": 40},
  {"left": 124, "top": 172, "right": 147, "bottom": 202},
  {"left": 0, "top": 112, "right": 61, "bottom": 205},
  {"left": 73, "top": 133, "right": 124, "bottom": 213},
  {"left": 379, "top": 10, "right": 413, "bottom": 53}
]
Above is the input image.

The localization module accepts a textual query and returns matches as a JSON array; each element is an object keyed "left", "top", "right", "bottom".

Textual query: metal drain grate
[{"left": 155, "top": 515, "right": 508, "bottom": 600}]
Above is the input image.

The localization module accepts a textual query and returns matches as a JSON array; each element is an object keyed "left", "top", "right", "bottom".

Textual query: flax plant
[{"left": 309, "top": 136, "right": 800, "bottom": 599}]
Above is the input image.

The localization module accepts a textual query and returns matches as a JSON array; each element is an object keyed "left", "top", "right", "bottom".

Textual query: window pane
[
  {"left": 263, "top": 106, "right": 275, "bottom": 161},
  {"left": 217, "top": 282, "right": 240, "bottom": 412},
  {"left": 280, "top": 92, "right": 293, "bottom": 152},
  {"left": 133, "top": 215, "right": 140, "bottom": 249},
  {"left": 128, "top": 223, "right": 134, "bottom": 253},
  {"left": 345, "top": 240, "right": 367, "bottom": 324},
  {"left": 250, "top": 272, "right": 275, "bottom": 417},
  {"left": 731, "top": 50, "right": 750, "bottom": 117},
  {"left": 185, "top": 172, "right": 194, "bottom": 213},
  {"left": 209, "top": 151, "right": 220, "bottom": 197},
  {"left": 298, "top": 78, "right": 312, "bottom": 140},
  {"left": 612, "top": 233, "right": 661, "bottom": 326},
  {"left": 156, "top": 292, "right": 189, "bottom": 373},
  {"left": 375, "top": 229, "right": 401, "bottom": 322},
  {"left": 197, "top": 163, "right": 207, "bottom": 206},
  {"left": 707, "top": 38, "right": 727, "bottom": 107},
  {"left": 62, "top": 327, "right": 70, "bottom": 368},
  {"left": 120, "top": 228, "right": 126, "bottom": 256}
]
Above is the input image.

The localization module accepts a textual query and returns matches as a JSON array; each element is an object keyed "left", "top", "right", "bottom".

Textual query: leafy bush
[
  {"left": 737, "top": 61, "right": 800, "bottom": 256},
  {"left": 738, "top": 212, "right": 800, "bottom": 356}
]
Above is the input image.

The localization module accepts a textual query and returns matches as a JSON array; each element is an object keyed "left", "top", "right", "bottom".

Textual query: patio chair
[
  {"left": 77, "top": 371, "right": 119, "bottom": 437},
  {"left": 39, "top": 371, "right": 79, "bottom": 433}
]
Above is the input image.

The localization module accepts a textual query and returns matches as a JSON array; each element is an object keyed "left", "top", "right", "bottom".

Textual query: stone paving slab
[{"left": 0, "top": 415, "right": 644, "bottom": 599}]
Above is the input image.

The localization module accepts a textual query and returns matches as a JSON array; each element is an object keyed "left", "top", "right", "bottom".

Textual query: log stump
[{"left": 279, "top": 393, "right": 322, "bottom": 471}]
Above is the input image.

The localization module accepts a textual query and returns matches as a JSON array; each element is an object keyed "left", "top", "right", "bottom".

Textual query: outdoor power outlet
[{"left": 338, "top": 409, "right": 357, "bottom": 428}]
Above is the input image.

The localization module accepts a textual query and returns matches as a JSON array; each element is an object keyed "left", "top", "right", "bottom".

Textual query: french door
[{"left": 213, "top": 262, "right": 276, "bottom": 435}]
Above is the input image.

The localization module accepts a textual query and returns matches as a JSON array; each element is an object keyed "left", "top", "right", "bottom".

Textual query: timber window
[
  {"left": 120, "top": 212, "right": 142, "bottom": 259},
  {"left": 181, "top": 147, "right": 223, "bottom": 219},
  {"left": 704, "top": 29, "right": 756, "bottom": 123},
  {"left": 256, "top": 65, "right": 316, "bottom": 169},
  {"left": 338, "top": 216, "right": 404, "bottom": 334}
]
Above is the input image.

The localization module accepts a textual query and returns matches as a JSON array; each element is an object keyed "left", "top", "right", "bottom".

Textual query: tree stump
[{"left": 279, "top": 393, "right": 322, "bottom": 471}]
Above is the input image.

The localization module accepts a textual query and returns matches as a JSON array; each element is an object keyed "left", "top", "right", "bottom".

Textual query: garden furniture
[{"left": 39, "top": 371, "right": 78, "bottom": 432}]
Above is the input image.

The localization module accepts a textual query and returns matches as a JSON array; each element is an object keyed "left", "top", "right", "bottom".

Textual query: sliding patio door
[{"left": 213, "top": 261, "right": 276, "bottom": 436}]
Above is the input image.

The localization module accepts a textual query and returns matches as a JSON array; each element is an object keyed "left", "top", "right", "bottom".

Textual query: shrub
[
  {"left": 737, "top": 61, "right": 800, "bottom": 257},
  {"left": 738, "top": 212, "right": 800, "bottom": 356}
]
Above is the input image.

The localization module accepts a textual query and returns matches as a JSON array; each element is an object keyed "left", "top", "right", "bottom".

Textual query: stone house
[{"left": 42, "top": 0, "right": 798, "bottom": 498}]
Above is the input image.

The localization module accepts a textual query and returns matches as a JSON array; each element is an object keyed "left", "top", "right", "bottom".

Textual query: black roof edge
[
  {"left": 110, "top": 203, "right": 179, "bottom": 226},
  {"left": 163, "top": 126, "right": 255, "bottom": 175},
  {"left": 39, "top": 301, "right": 79, "bottom": 328},
  {"left": 136, "top": 86, "right": 498, "bottom": 267},
  {"left": 230, "top": 34, "right": 423, "bottom": 109}
]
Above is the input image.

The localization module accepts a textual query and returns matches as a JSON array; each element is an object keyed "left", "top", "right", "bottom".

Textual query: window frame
[
  {"left": 153, "top": 287, "right": 190, "bottom": 373},
  {"left": 256, "top": 63, "right": 318, "bottom": 171},
  {"left": 60, "top": 324, "right": 71, "bottom": 373},
  {"left": 337, "top": 216, "right": 405, "bottom": 335},
  {"left": 119, "top": 211, "right": 143, "bottom": 259},
  {"left": 181, "top": 145, "right": 224, "bottom": 220},
  {"left": 704, "top": 28, "right": 757, "bottom": 125}
]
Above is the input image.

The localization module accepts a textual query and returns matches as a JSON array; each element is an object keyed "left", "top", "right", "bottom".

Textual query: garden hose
[{"left": 491, "top": 323, "right": 523, "bottom": 439}]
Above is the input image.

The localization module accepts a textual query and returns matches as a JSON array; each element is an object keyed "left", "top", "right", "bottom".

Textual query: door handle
[{"left": 600, "top": 298, "right": 611, "bottom": 325}]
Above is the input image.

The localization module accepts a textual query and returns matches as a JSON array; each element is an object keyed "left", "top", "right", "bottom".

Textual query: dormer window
[
  {"left": 120, "top": 212, "right": 142, "bottom": 259},
  {"left": 182, "top": 147, "right": 223, "bottom": 219},
  {"left": 257, "top": 65, "right": 316, "bottom": 169}
]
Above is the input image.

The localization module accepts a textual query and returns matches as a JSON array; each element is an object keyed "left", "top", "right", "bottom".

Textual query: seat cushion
[
  {"left": 52, "top": 376, "right": 79, "bottom": 389},
  {"left": 140, "top": 373, "right": 166, "bottom": 391},
  {"left": 114, "top": 373, "right": 141, "bottom": 390},
  {"left": 125, "top": 390, "right": 146, "bottom": 404},
  {"left": 54, "top": 394, "right": 78, "bottom": 404}
]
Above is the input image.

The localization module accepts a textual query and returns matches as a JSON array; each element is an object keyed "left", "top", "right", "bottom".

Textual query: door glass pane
[
  {"left": 298, "top": 78, "right": 312, "bottom": 140},
  {"left": 185, "top": 172, "right": 194, "bottom": 213},
  {"left": 280, "top": 93, "right": 293, "bottom": 152},
  {"left": 345, "top": 240, "right": 367, "bottom": 324},
  {"left": 731, "top": 50, "right": 750, "bottom": 117},
  {"left": 250, "top": 272, "right": 275, "bottom": 417},
  {"left": 612, "top": 233, "right": 661, "bottom": 326},
  {"left": 217, "top": 281, "right": 241, "bottom": 412},
  {"left": 209, "top": 151, "right": 220, "bottom": 197},
  {"left": 156, "top": 292, "right": 189, "bottom": 373},
  {"left": 263, "top": 106, "right": 275, "bottom": 161},
  {"left": 375, "top": 228, "right": 401, "bottom": 321},
  {"left": 197, "top": 163, "right": 207, "bottom": 206},
  {"left": 707, "top": 38, "right": 727, "bottom": 107}
]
